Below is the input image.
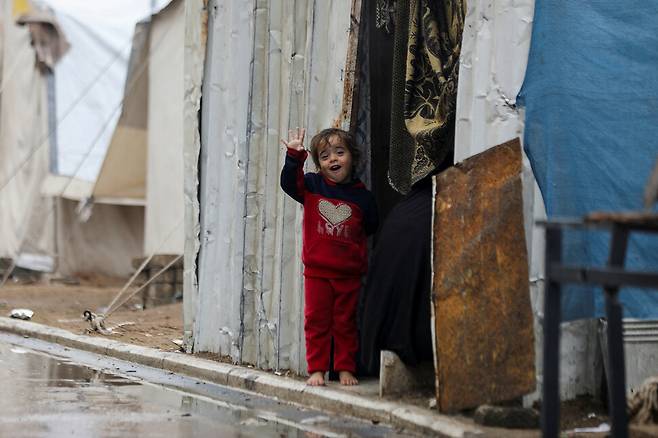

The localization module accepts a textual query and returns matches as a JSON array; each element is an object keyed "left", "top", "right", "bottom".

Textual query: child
[{"left": 280, "top": 127, "right": 378, "bottom": 386}]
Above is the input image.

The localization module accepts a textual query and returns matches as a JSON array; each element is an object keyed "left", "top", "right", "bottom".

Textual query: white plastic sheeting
[{"left": 192, "top": 0, "right": 356, "bottom": 372}]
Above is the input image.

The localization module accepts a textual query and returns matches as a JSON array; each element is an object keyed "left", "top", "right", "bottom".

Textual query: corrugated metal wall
[
  {"left": 190, "top": 0, "right": 355, "bottom": 373},
  {"left": 182, "top": 0, "right": 206, "bottom": 350}
]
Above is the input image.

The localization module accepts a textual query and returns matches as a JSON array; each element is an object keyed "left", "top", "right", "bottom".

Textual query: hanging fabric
[{"left": 388, "top": 0, "right": 464, "bottom": 194}]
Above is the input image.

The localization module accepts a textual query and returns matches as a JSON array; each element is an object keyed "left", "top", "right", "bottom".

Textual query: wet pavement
[{"left": 0, "top": 333, "right": 414, "bottom": 437}]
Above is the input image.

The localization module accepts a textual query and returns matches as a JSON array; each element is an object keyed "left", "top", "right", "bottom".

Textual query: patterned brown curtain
[{"left": 388, "top": 0, "right": 465, "bottom": 194}]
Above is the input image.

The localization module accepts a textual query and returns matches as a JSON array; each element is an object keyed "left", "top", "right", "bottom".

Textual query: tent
[
  {"left": 0, "top": 0, "right": 56, "bottom": 272},
  {"left": 0, "top": 0, "right": 166, "bottom": 278},
  {"left": 92, "top": 0, "right": 185, "bottom": 257}
]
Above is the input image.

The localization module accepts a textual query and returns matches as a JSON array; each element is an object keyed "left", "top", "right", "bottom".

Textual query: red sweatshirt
[{"left": 280, "top": 149, "right": 378, "bottom": 278}]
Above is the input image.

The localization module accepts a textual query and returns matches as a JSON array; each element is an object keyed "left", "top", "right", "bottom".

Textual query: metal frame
[{"left": 540, "top": 218, "right": 658, "bottom": 438}]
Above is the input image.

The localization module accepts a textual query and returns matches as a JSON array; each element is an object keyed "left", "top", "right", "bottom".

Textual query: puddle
[{"left": 0, "top": 335, "right": 413, "bottom": 437}]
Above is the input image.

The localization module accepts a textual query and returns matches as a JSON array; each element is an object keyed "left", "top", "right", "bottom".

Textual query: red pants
[{"left": 304, "top": 276, "right": 360, "bottom": 374}]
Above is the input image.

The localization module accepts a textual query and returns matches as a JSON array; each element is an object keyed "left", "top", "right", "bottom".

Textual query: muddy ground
[{"left": 0, "top": 277, "right": 183, "bottom": 352}]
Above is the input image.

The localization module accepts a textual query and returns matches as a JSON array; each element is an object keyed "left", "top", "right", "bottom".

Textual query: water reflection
[{"left": 0, "top": 339, "right": 407, "bottom": 438}]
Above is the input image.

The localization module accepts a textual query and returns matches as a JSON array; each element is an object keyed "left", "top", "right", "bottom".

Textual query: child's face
[{"left": 317, "top": 135, "right": 353, "bottom": 184}]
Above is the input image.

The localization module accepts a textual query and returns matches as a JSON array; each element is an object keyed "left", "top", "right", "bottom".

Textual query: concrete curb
[{"left": 0, "top": 317, "right": 482, "bottom": 437}]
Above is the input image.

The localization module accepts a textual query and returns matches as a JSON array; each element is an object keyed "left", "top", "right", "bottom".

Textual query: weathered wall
[
  {"left": 182, "top": 0, "right": 206, "bottom": 349},
  {"left": 191, "top": 0, "right": 356, "bottom": 372},
  {"left": 433, "top": 140, "right": 535, "bottom": 412}
]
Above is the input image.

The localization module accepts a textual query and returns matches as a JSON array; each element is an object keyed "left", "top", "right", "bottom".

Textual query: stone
[
  {"left": 432, "top": 139, "right": 535, "bottom": 412},
  {"left": 378, "top": 350, "right": 434, "bottom": 398}
]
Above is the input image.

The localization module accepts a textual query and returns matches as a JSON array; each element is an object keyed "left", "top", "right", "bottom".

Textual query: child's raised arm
[{"left": 280, "top": 127, "right": 308, "bottom": 204}]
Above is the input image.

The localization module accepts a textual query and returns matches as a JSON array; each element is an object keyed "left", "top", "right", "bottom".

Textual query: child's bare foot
[
  {"left": 339, "top": 371, "right": 358, "bottom": 386},
  {"left": 306, "top": 371, "right": 325, "bottom": 386}
]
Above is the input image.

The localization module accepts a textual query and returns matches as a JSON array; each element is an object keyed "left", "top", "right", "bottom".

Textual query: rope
[
  {"left": 104, "top": 253, "right": 154, "bottom": 314},
  {"left": 0, "top": 31, "right": 135, "bottom": 193},
  {"left": 104, "top": 254, "right": 182, "bottom": 318},
  {"left": 0, "top": 10, "right": 184, "bottom": 322},
  {"left": 0, "top": 259, "right": 16, "bottom": 289},
  {"left": 102, "top": 216, "right": 183, "bottom": 317},
  {"left": 1, "top": 16, "right": 178, "bottom": 295}
]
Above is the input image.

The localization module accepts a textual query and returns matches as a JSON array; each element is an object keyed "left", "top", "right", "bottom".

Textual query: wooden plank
[
  {"left": 586, "top": 211, "right": 658, "bottom": 229},
  {"left": 432, "top": 138, "right": 535, "bottom": 412}
]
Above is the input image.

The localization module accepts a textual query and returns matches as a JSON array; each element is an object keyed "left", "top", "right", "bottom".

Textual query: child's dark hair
[{"left": 309, "top": 128, "right": 361, "bottom": 171}]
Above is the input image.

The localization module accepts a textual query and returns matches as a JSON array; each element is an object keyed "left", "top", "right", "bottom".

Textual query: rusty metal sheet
[{"left": 432, "top": 138, "right": 535, "bottom": 412}]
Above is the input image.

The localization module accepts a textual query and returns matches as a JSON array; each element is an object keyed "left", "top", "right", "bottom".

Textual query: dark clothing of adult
[{"left": 358, "top": 177, "right": 434, "bottom": 375}]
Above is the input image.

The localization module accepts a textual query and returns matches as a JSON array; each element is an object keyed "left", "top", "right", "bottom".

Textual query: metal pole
[
  {"left": 542, "top": 227, "right": 562, "bottom": 438},
  {"left": 604, "top": 226, "right": 629, "bottom": 438}
]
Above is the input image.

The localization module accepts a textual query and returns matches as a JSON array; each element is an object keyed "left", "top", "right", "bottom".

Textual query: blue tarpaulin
[{"left": 518, "top": 1, "right": 658, "bottom": 320}]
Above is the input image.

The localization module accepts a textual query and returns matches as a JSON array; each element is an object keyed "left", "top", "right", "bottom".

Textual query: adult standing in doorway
[{"left": 358, "top": 0, "right": 464, "bottom": 375}]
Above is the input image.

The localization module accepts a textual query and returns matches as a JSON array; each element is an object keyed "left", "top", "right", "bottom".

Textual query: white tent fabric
[
  {"left": 144, "top": 0, "right": 184, "bottom": 255},
  {"left": 0, "top": 1, "right": 55, "bottom": 270},
  {"left": 56, "top": 198, "right": 144, "bottom": 277},
  {"left": 91, "top": 0, "right": 184, "bottom": 253},
  {"left": 35, "top": 0, "right": 169, "bottom": 277},
  {"left": 37, "top": 0, "right": 169, "bottom": 182},
  {"left": 0, "top": 0, "right": 164, "bottom": 277},
  {"left": 92, "top": 21, "right": 149, "bottom": 205}
]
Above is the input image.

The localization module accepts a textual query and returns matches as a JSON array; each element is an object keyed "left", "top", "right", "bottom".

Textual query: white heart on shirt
[{"left": 318, "top": 199, "right": 352, "bottom": 226}]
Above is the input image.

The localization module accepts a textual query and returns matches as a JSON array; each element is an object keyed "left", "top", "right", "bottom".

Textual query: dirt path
[{"left": 0, "top": 280, "right": 183, "bottom": 352}]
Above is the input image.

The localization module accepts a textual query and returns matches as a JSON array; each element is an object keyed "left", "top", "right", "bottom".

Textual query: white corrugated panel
[
  {"left": 193, "top": 0, "right": 255, "bottom": 362},
  {"left": 192, "top": 0, "right": 354, "bottom": 372},
  {"left": 454, "top": 0, "right": 534, "bottom": 162},
  {"left": 454, "top": 0, "right": 538, "bottom": 295},
  {"left": 182, "top": 0, "right": 205, "bottom": 350}
]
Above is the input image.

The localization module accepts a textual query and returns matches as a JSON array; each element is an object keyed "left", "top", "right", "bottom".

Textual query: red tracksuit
[{"left": 281, "top": 149, "right": 378, "bottom": 373}]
